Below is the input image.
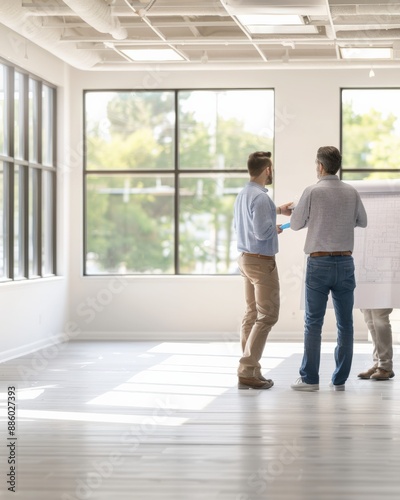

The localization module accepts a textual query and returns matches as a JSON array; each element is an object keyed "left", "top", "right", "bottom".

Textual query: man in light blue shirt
[{"left": 234, "top": 151, "right": 292, "bottom": 390}]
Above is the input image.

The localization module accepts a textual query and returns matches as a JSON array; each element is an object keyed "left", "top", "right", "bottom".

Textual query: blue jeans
[{"left": 300, "top": 256, "right": 356, "bottom": 385}]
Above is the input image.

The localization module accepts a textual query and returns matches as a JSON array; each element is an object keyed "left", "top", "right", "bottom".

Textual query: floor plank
[{"left": 0, "top": 340, "right": 399, "bottom": 499}]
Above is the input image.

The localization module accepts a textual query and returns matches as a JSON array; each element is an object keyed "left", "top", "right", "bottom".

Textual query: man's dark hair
[
  {"left": 316, "top": 146, "right": 342, "bottom": 175},
  {"left": 247, "top": 151, "right": 272, "bottom": 177}
]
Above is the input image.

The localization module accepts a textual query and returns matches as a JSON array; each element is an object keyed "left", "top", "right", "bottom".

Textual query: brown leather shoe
[
  {"left": 357, "top": 365, "right": 378, "bottom": 379},
  {"left": 238, "top": 376, "right": 274, "bottom": 390},
  {"left": 370, "top": 368, "right": 395, "bottom": 380},
  {"left": 258, "top": 374, "right": 273, "bottom": 383}
]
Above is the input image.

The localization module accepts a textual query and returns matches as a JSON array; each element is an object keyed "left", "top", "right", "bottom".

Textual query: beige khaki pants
[
  {"left": 237, "top": 253, "right": 280, "bottom": 378},
  {"left": 361, "top": 308, "right": 393, "bottom": 372}
]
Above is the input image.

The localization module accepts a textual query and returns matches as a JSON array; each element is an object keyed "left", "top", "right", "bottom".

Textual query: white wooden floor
[{"left": 1, "top": 340, "right": 399, "bottom": 499}]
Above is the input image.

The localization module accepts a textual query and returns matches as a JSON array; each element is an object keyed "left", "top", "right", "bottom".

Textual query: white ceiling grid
[{"left": 1, "top": 0, "right": 400, "bottom": 70}]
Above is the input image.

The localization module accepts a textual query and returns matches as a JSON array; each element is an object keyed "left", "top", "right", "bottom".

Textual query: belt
[
  {"left": 242, "top": 252, "right": 275, "bottom": 260},
  {"left": 310, "top": 251, "right": 352, "bottom": 257}
]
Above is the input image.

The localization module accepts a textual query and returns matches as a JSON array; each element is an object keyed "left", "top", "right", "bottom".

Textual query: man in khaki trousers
[
  {"left": 358, "top": 309, "right": 395, "bottom": 380},
  {"left": 234, "top": 151, "right": 292, "bottom": 389}
]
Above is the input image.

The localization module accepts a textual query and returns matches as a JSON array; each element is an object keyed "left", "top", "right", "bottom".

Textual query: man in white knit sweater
[{"left": 289, "top": 146, "right": 368, "bottom": 392}]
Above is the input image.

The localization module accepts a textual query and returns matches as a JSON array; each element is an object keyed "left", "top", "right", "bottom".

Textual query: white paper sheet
[{"left": 350, "top": 180, "right": 400, "bottom": 308}]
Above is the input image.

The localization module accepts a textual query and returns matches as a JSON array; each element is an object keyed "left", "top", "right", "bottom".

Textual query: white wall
[
  {"left": 68, "top": 65, "right": 400, "bottom": 341},
  {"left": 0, "top": 25, "right": 70, "bottom": 361}
]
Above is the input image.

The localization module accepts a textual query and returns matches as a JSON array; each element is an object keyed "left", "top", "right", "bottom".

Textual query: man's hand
[
  {"left": 276, "top": 225, "right": 283, "bottom": 234},
  {"left": 277, "top": 202, "right": 294, "bottom": 216}
]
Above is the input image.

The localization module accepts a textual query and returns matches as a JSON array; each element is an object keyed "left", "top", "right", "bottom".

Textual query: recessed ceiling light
[
  {"left": 121, "top": 49, "right": 184, "bottom": 62},
  {"left": 340, "top": 47, "right": 392, "bottom": 60},
  {"left": 237, "top": 14, "right": 304, "bottom": 26},
  {"left": 247, "top": 25, "right": 317, "bottom": 34}
]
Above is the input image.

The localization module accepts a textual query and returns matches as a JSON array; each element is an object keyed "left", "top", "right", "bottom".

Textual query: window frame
[
  {"left": 340, "top": 87, "right": 400, "bottom": 180},
  {"left": 83, "top": 88, "right": 275, "bottom": 276},
  {"left": 0, "top": 57, "right": 57, "bottom": 283}
]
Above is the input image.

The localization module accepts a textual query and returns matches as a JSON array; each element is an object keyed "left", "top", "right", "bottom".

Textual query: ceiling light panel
[
  {"left": 223, "top": 0, "right": 328, "bottom": 16},
  {"left": 340, "top": 47, "right": 393, "bottom": 60},
  {"left": 121, "top": 49, "right": 185, "bottom": 61},
  {"left": 247, "top": 25, "right": 318, "bottom": 34},
  {"left": 236, "top": 14, "right": 304, "bottom": 26}
]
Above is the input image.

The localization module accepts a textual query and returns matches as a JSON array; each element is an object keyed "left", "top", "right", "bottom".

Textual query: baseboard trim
[{"left": 0, "top": 336, "right": 64, "bottom": 364}]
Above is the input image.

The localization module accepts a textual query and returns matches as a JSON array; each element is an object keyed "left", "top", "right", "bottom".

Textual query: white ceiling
[{"left": 1, "top": 0, "right": 400, "bottom": 70}]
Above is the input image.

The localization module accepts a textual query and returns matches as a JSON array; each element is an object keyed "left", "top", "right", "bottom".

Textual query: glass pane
[
  {"left": 14, "top": 72, "right": 25, "bottom": 160},
  {"left": 85, "top": 91, "right": 175, "bottom": 170},
  {"left": 0, "top": 163, "right": 4, "bottom": 279},
  {"left": 29, "top": 78, "right": 39, "bottom": 163},
  {"left": 0, "top": 64, "right": 7, "bottom": 156},
  {"left": 14, "top": 166, "right": 22, "bottom": 278},
  {"left": 42, "top": 170, "right": 54, "bottom": 275},
  {"left": 178, "top": 90, "right": 274, "bottom": 169},
  {"left": 342, "top": 171, "right": 400, "bottom": 181},
  {"left": 86, "top": 174, "right": 174, "bottom": 274},
  {"left": 179, "top": 174, "right": 247, "bottom": 274},
  {"left": 42, "top": 85, "right": 54, "bottom": 166},
  {"left": 342, "top": 89, "right": 400, "bottom": 180},
  {"left": 29, "top": 167, "right": 39, "bottom": 276}
]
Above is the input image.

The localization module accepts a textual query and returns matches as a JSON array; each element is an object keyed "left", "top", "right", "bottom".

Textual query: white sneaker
[
  {"left": 329, "top": 382, "right": 345, "bottom": 391},
  {"left": 291, "top": 377, "right": 319, "bottom": 391}
]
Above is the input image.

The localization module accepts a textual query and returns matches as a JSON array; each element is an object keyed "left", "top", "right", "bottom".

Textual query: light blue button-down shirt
[{"left": 234, "top": 181, "right": 278, "bottom": 256}]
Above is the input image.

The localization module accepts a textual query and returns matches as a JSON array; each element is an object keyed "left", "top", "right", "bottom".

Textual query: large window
[
  {"left": 1, "top": 65, "right": 7, "bottom": 156},
  {"left": 0, "top": 163, "right": 4, "bottom": 279},
  {"left": 341, "top": 89, "right": 400, "bottom": 180},
  {"left": 84, "top": 89, "right": 274, "bottom": 275},
  {"left": 0, "top": 60, "right": 56, "bottom": 282}
]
